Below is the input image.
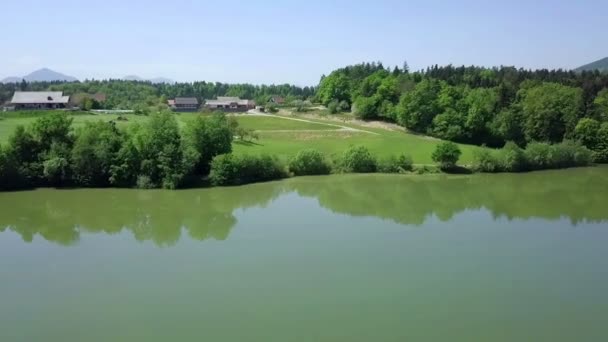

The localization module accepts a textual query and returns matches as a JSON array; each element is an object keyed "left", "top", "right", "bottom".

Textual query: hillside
[{"left": 575, "top": 57, "right": 608, "bottom": 72}]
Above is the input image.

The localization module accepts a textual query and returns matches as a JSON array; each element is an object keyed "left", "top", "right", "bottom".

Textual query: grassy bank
[{"left": 0, "top": 111, "right": 481, "bottom": 164}]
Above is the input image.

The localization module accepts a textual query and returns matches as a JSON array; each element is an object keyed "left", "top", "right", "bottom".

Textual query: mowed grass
[
  {"left": 231, "top": 115, "right": 336, "bottom": 131},
  {"left": 233, "top": 129, "right": 479, "bottom": 164},
  {"left": 0, "top": 111, "right": 480, "bottom": 165}
]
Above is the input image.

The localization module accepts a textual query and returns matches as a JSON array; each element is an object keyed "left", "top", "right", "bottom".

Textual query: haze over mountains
[
  {"left": 1, "top": 68, "right": 78, "bottom": 83},
  {"left": 1, "top": 68, "right": 173, "bottom": 84},
  {"left": 123, "top": 75, "right": 174, "bottom": 84},
  {"left": 2, "top": 59, "right": 607, "bottom": 84}
]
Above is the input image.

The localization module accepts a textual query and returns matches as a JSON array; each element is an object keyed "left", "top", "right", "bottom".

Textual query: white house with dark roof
[
  {"left": 204, "top": 96, "right": 255, "bottom": 112},
  {"left": 10, "top": 91, "right": 70, "bottom": 110}
]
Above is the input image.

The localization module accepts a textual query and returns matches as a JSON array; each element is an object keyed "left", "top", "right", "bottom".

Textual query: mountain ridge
[
  {"left": 1, "top": 68, "right": 78, "bottom": 83},
  {"left": 575, "top": 57, "right": 608, "bottom": 72}
]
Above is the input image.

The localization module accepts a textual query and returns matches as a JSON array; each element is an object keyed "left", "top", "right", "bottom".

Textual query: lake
[{"left": 1, "top": 167, "right": 608, "bottom": 341}]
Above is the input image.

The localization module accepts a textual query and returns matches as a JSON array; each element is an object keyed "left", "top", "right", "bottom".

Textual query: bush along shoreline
[{"left": 0, "top": 113, "right": 597, "bottom": 191}]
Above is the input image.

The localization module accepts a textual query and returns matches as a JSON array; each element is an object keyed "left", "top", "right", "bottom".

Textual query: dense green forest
[{"left": 317, "top": 62, "right": 608, "bottom": 159}]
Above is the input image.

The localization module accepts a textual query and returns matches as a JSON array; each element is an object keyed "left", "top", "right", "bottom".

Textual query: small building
[
  {"left": 269, "top": 96, "right": 285, "bottom": 105},
  {"left": 10, "top": 91, "right": 70, "bottom": 110},
  {"left": 168, "top": 97, "right": 199, "bottom": 111},
  {"left": 204, "top": 96, "right": 255, "bottom": 112}
]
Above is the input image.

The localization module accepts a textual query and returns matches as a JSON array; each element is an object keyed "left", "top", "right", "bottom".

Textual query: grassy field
[
  {"left": 0, "top": 111, "right": 481, "bottom": 164},
  {"left": 233, "top": 115, "right": 335, "bottom": 131}
]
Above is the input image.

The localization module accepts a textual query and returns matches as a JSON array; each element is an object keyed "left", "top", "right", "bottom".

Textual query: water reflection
[
  {"left": 1, "top": 167, "right": 607, "bottom": 245},
  {"left": 287, "top": 167, "right": 608, "bottom": 226},
  {"left": 0, "top": 184, "right": 283, "bottom": 246}
]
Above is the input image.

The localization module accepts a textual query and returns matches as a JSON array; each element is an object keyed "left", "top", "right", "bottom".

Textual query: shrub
[
  {"left": 293, "top": 100, "right": 311, "bottom": 112},
  {"left": 31, "top": 112, "right": 74, "bottom": 151},
  {"left": 352, "top": 95, "right": 380, "bottom": 120},
  {"left": 550, "top": 141, "right": 592, "bottom": 168},
  {"left": 524, "top": 142, "right": 552, "bottom": 170},
  {"left": 182, "top": 114, "right": 233, "bottom": 175},
  {"left": 0, "top": 146, "right": 21, "bottom": 190},
  {"left": 498, "top": 141, "right": 527, "bottom": 172},
  {"left": 288, "top": 149, "right": 331, "bottom": 176},
  {"left": 136, "top": 175, "right": 155, "bottom": 189},
  {"left": 209, "top": 154, "right": 287, "bottom": 186},
  {"left": 431, "top": 142, "right": 461, "bottom": 170},
  {"left": 574, "top": 118, "right": 600, "bottom": 149},
  {"left": 266, "top": 103, "right": 278, "bottom": 113},
  {"left": 71, "top": 121, "right": 123, "bottom": 187},
  {"left": 472, "top": 149, "right": 500, "bottom": 172},
  {"left": 336, "top": 146, "right": 377, "bottom": 173},
  {"left": 327, "top": 100, "right": 339, "bottom": 114},
  {"left": 5, "top": 125, "right": 42, "bottom": 186},
  {"left": 523, "top": 141, "right": 592, "bottom": 171},
  {"left": 377, "top": 153, "right": 414, "bottom": 173},
  {"left": 109, "top": 139, "right": 140, "bottom": 187},
  {"left": 339, "top": 100, "right": 351, "bottom": 112},
  {"left": 133, "top": 112, "right": 186, "bottom": 188},
  {"left": 592, "top": 122, "right": 608, "bottom": 163},
  {"left": 414, "top": 165, "right": 440, "bottom": 174}
]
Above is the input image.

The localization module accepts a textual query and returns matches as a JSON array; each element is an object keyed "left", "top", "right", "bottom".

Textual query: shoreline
[{"left": 1, "top": 165, "right": 603, "bottom": 193}]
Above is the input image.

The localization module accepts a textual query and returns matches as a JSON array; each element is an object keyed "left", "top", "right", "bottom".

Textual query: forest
[{"left": 317, "top": 63, "right": 608, "bottom": 159}]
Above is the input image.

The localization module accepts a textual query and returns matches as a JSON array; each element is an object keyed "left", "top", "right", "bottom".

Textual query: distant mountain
[
  {"left": 149, "top": 77, "right": 175, "bottom": 84},
  {"left": 24, "top": 68, "right": 77, "bottom": 82},
  {"left": 123, "top": 75, "right": 174, "bottom": 84},
  {"left": 1, "top": 68, "right": 78, "bottom": 83},
  {"left": 1, "top": 76, "right": 23, "bottom": 83},
  {"left": 575, "top": 57, "right": 608, "bottom": 72},
  {"left": 123, "top": 75, "right": 144, "bottom": 81}
]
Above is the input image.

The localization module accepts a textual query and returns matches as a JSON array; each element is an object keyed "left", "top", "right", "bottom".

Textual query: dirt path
[{"left": 244, "top": 111, "right": 380, "bottom": 135}]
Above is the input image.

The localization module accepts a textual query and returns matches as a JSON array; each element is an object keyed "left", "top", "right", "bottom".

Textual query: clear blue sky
[{"left": 1, "top": 0, "right": 606, "bottom": 85}]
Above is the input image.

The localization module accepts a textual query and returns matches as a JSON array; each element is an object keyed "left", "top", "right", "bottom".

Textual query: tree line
[
  {"left": 317, "top": 63, "right": 608, "bottom": 161},
  {"left": 0, "top": 112, "right": 233, "bottom": 190},
  {"left": 0, "top": 79, "right": 316, "bottom": 110}
]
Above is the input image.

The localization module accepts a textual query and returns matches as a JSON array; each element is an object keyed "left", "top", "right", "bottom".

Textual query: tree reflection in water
[{"left": 1, "top": 167, "right": 607, "bottom": 246}]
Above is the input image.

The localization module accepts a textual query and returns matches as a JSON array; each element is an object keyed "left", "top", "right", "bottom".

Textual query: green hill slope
[{"left": 575, "top": 57, "right": 608, "bottom": 72}]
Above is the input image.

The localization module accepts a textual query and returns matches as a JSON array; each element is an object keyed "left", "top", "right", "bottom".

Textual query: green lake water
[{"left": 1, "top": 167, "right": 608, "bottom": 341}]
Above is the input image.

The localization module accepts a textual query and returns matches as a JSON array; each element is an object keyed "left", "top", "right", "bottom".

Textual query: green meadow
[{"left": 0, "top": 111, "right": 480, "bottom": 164}]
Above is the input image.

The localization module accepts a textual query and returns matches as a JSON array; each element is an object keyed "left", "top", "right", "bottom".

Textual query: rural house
[
  {"left": 10, "top": 91, "right": 70, "bottom": 110},
  {"left": 204, "top": 96, "right": 255, "bottom": 112},
  {"left": 168, "top": 97, "right": 199, "bottom": 111},
  {"left": 269, "top": 96, "right": 285, "bottom": 104}
]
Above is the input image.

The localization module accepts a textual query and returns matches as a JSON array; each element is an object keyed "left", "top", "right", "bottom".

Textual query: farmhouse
[
  {"left": 10, "top": 91, "right": 70, "bottom": 110},
  {"left": 168, "top": 97, "right": 199, "bottom": 111},
  {"left": 269, "top": 96, "right": 285, "bottom": 104},
  {"left": 204, "top": 96, "right": 255, "bottom": 112}
]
